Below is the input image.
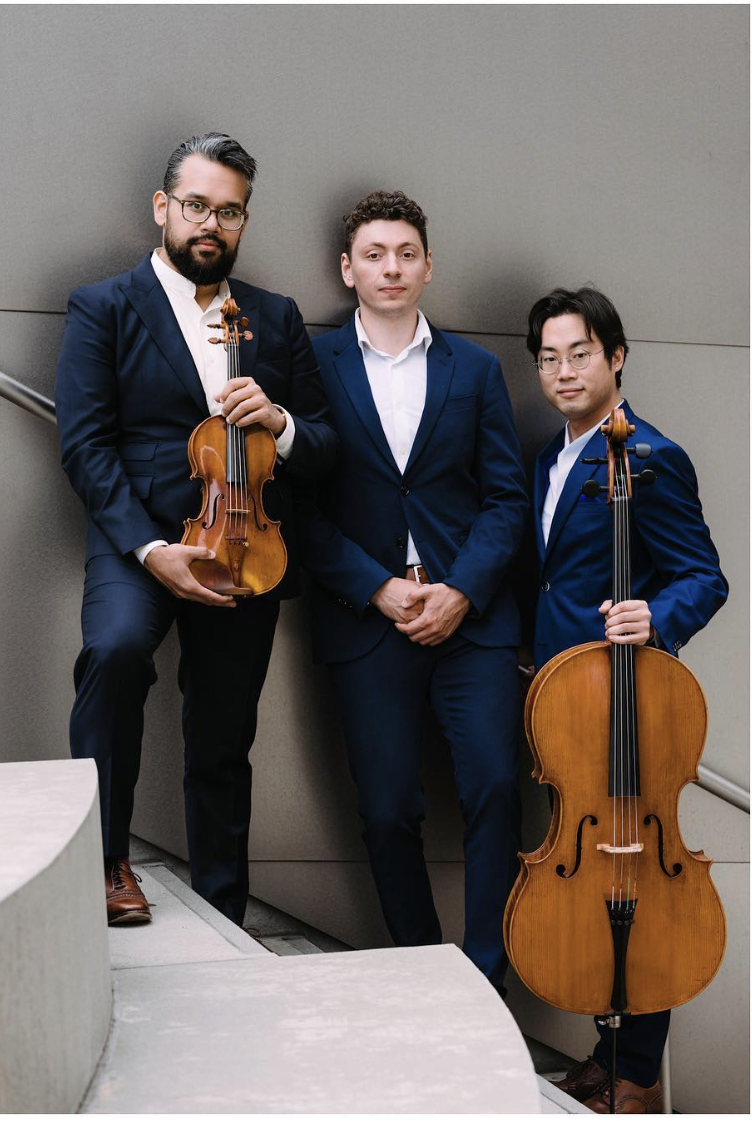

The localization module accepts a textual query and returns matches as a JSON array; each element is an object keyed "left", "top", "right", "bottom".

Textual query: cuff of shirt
[
  {"left": 274, "top": 408, "right": 295, "bottom": 460},
  {"left": 134, "top": 539, "right": 168, "bottom": 566}
]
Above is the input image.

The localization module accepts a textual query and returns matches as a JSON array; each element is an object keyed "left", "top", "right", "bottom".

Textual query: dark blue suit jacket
[
  {"left": 532, "top": 401, "right": 728, "bottom": 668},
  {"left": 297, "top": 317, "right": 528, "bottom": 663},
  {"left": 55, "top": 254, "right": 337, "bottom": 598}
]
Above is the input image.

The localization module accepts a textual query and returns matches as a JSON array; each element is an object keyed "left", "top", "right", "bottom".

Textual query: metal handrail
[
  {"left": 0, "top": 368, "right": 749, "bottom": 816},
  {"left": 0, "top": 370, "right": 56, "bottom": 424}
]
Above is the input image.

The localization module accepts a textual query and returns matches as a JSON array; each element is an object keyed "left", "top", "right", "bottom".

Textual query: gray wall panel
[{"left": 1, "top": 6, "right": 748, "bottom": 343}]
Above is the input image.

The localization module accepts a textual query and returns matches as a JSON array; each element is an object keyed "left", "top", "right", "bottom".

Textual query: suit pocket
[
  {"left": 442, "top": 393, "right": 477, "bottom": 413},
  {"left": 118, "top": 441, "right": 158, "bottom": 461}
]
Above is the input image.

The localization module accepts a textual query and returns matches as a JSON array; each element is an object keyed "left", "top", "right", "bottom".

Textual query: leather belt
[{"left": 405, "top": 565, "right": 430, "bottom": 584}]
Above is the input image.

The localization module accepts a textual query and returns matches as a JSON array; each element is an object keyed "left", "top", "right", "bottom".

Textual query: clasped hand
[
  {"left": 371, "top": 577, "right": 470, "bottom": 647},
  {"left": 215, "top": 377, "right": 286, "bottom": 434},
  {"left": 600, "top": 598, "right": 652, "bottom": 645}
]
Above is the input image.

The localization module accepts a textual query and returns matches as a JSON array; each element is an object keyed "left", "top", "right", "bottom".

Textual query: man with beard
[{"left": 55, "top": 133, "right": 336, "bottom": 927}]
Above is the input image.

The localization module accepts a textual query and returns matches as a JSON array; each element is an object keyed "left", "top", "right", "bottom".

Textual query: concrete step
[{"left": 81, "top": 860, "right": 547, "bottom": 1114}]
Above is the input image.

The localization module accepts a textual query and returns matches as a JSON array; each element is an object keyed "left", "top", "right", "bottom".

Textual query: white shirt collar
[
  {"left": 355, "top": 308, "right": 432, "bottom": 359},
  {"left": 150, "top": 248, "right": 230, "bottom": 302}
]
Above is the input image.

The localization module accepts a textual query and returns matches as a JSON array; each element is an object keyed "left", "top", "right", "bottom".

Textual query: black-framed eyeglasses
[
  {"left": 170, "top": 195, "right": 247, "bottom": 231},
  {"left": 533, "top": 348, "right": 604, "bottom": 374}
]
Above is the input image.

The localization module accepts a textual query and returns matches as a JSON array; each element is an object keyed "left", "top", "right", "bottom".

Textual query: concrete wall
[{"left": 0, "top": 5, "right": 747, "bottom": 1113}]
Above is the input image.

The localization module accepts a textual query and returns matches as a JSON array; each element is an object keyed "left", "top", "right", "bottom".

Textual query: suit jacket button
[
  {"left": 541, "top": 581, "right": 550, "bottom": 592},
  {"left": 395, "top": 536, "right": 406, "bottom": 548},
  {"left": 674, "top": 640, "right": 682, "bottom": 651},
  {"left": 400, "top": 485, "right": 410, "bottom": 496}
]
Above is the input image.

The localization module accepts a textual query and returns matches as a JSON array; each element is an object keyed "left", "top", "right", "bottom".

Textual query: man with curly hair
[{"left": 297, "top": 190, "right": 528, "bottom": 994}]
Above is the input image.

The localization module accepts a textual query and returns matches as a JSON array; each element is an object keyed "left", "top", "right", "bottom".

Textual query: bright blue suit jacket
[
  {"left": 532, "top": 401, "right": 728, "bottom": 669},
  {"left": 297, "top": 317, "right": 529, "bottom": 663},
  {"left": 55, "top": 254, "right": 337, "bottom": 599}
]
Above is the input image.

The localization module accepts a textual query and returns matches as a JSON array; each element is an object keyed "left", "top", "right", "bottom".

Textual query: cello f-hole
[
  {"left": 556, "top": 814, "right": 599, "bottom": 879},
  {"left": 644, "top": 814, "right": 683, "bottom": 878}
]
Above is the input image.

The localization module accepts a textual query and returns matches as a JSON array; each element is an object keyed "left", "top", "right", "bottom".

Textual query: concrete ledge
[{"left": 0, "top": 759, "right": 111, "bottom": 1113}]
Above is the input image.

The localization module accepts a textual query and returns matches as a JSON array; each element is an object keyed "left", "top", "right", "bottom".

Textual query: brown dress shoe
[
  {"left": 585, "top": 1077, "right": 663, "bottom": 1114},
  {"left": 105, "top": 858, "right": 152, "bottom": 924},
  {"left": 551, "top": 1056, "right": 609, "bottom": 1101}
]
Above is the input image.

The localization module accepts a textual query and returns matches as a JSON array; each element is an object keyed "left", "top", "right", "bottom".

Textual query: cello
[
  {"left": 504, "top": 408, "right": 725, "bottom": 1068},
  {"left": 180, "top": 296, "right": 288, "bottom": 596}
]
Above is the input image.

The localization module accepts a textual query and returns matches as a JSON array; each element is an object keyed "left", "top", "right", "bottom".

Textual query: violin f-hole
[
  {"left": 556, "top": 814, "right": 598, "bottom": 879},
  {"left": 202, "top": 493, "right": 224, "bottom": 531}
]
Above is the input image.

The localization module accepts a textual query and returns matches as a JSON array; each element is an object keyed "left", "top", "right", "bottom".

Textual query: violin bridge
[{"left": 597, "top": 843, "right": 644, "bottom": 854}]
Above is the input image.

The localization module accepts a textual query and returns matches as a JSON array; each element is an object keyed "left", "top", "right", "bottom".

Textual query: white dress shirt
[
  {"left": 541, "top": 402, "right": 624, "bottom": 547},
  {"left": 355, "top": 308, "right": 432, "bottom": 566},
  {"left": 135, "top": 252, "right": 294, "bottom": 563}
]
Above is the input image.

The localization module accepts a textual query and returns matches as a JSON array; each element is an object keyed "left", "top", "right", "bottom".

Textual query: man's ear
[
  {"left": 341, "top": 252, "right": 355, "bottom": 289},
  {"left": 153, "top": 190, "right": 168, "bottom": 229}
]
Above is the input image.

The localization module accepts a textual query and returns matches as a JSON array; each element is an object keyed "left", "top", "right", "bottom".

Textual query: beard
[{"left": 163, "top": 223, "right": 239, "bottom": 287}]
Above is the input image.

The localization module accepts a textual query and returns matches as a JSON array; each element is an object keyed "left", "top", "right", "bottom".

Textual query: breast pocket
[{"left": 442, "top": 393, "right": 477, "bottom": 413}]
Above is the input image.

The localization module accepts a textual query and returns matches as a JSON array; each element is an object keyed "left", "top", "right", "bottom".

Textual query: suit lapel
[
  {"left": 404, "top": 326, "right": 455, "bottom": 475},
  {"left": 332, "top": 321, "right": 400, "bottom": 473},
  {"left": 534, "top": 432, "right": 564, "bottom": 560},
  {"left": 543, "top": 425, "right": 608, "bottom": 562},
  {"left": 122, "top": 256, "right": 207, "bottom": 415}
]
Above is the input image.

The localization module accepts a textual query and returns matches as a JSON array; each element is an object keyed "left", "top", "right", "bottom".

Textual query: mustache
[{"left": 189, "top": 234, "right": 226, "bottom": 249}]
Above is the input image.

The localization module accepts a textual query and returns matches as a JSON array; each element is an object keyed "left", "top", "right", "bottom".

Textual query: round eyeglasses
[
  {"left": 170, "top": 195, "right": 247, "bottom": 231},
  {"left": 534, "top": 348, "right": 604, "bottom": 374}
]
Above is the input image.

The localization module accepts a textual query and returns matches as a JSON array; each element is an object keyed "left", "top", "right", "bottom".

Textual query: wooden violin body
[
  {"left": 182, "top": 416, "right": 287, "bottom": 596},
  {"left": 504, "top": 640, "right": 726, "bottom": 1015},
  {"left": 180, "top": 296, "right": 287, "bottom": 596}
]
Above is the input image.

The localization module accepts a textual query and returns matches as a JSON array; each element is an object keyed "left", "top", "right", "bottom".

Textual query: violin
[
  {"left": 180, "top": 297, "right": 287, "bottom": 596},
  {"left": 504, "top": 408, "right": 725, "bottom": 1019}
]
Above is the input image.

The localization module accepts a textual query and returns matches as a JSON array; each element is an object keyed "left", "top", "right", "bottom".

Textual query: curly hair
[{"left": 343, "top": 190, "right": 428, "bottom": 256}]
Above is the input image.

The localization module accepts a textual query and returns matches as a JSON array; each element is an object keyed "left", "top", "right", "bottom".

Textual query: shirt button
[
  {"left": 541, "top": 581, "right": 550, "bottom": 592},
  {"left": 400, "top": 485, "right": 410, "bottom": 496}
]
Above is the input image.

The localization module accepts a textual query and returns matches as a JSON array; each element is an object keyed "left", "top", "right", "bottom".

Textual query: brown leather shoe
[
  {"left": 105, "top": 858, "right": 151, "bottom": 924},
  {"left": 551, "top": 1056, "right": 609, "bottom": 1102},
  {"left": 585, "top": 1077, "right": 663, "bottom": 1114}
]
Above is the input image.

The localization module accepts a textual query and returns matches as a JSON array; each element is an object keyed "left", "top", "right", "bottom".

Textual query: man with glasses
[
  {"left": 521, "top": 286, "right": 727, "bottom": 1113},
  {"left": 55, "top": 133, "right": 335, "bottom": 927}
]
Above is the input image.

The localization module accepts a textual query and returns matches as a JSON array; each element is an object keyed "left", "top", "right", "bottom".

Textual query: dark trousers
[
  {"left": 329, "top": 627, "right": 520, "bottom": 993},
  {"left": 70, "top": 553, "right": 279, "bottom": 925}
]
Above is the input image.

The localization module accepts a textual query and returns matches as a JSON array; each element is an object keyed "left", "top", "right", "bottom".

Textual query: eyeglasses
[
  {"left": 534, "top": 348, "right": 604, "bottom": 374},
  {"left": 170, "top": 195, "right": 247, "bottom": 231}
]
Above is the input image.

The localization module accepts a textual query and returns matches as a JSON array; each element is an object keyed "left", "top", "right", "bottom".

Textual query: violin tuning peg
[
  {"left": 242, "top": 331, "right": 254, "bottom": 342},
  {"left": 208, "top": 337, "right": 221, "bottom": 345},
  {"left": 239, "top": 317, "right": 250, "bottom": 329},
  {"left": 207, "top": 322, "right": 222, "bottom": 330}
]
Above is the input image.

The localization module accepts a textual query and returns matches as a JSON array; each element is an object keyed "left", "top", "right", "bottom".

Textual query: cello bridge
[{"left": 597, "top": 843, "right": 644, "bottom": 854}]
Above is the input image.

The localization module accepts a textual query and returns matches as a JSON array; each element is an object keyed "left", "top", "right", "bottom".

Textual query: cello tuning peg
[
  {"left": 582, "top": 479, "right": 608, "bottom": 498},
  {"left": 632, "top": 468, "right": 656, "bottom": 486},
  {"left": 626, "top": 443, "right": 652, "bottom": 459},
  {"left": 581, "top": 456, "right": 608, "bottom": 465}
]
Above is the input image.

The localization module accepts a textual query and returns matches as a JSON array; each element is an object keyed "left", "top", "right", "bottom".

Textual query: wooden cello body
[
  {"left": 181, "top": 297, "right": 287, "bottom": 596},
  {"left": 504, "top": 410, "right": 726, "bottom": 1018}
]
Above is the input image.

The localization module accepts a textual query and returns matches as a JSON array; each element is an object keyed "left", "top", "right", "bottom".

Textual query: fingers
[
  {"left": 599, "top": 600, "right": 613, "bottom": 615},
  {"left": 603, "top": 599, "right": 652, "bottom": 645}
]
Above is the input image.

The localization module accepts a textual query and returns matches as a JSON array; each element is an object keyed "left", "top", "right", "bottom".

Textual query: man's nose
[
  {"left": 199, "top": 209, "right": 220, "bottom": 231},
  {"left": 557, "top": 358, "right": 577, "bottom": 379},
  {"left": 383, "top": 254, "right": 401, "bottom": 276}
]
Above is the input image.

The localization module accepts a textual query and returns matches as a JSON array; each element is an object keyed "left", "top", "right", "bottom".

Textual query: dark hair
[
  {"left": 163, "top": 133, "right": 257, "bottom": 205},
  {"left": 343, "top": 190, "right": 428, "bottom": 256},
  {"left": 527, "top": 287, "right": 629, "bottom": 387}
]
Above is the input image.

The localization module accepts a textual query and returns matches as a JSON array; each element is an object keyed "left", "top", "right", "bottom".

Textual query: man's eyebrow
[
  {"left": 540, "top": 338, "right": 590, "bottom": 351},
  {"left": 361, "top": 241, "right": 421, "bottom": 250},
  {"left": 182, "top": 191, "right": 244, "bottom": 209}
]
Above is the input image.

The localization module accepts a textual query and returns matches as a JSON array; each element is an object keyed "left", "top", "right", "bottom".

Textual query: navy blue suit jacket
[
  {"left": 297, "top": 317, "right": 528, "bottom": 663},
  {"left": 55, "top": 254, "right": 337, "bottom": 598},
  {"left": 532, "top": 401, "right": 728, "bottom": 669}
]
